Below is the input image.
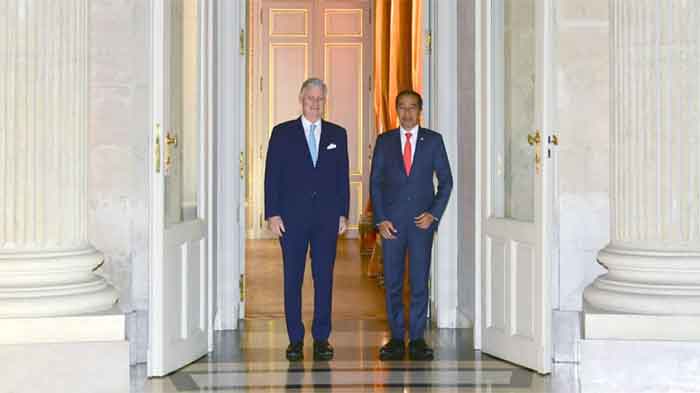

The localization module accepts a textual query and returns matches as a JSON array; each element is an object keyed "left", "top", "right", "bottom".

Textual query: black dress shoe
[
  {"left": 408, "top": 338, "right": 434, "bottom": 361},
  {"left": 286, "top": 342, "right": 304, "bottom": 361},
  {"left": 379, "top": 338, "right": 405, "bottom": 361},
  {"left": 313, "top": 340, "right": 334, "bottom": 361}
]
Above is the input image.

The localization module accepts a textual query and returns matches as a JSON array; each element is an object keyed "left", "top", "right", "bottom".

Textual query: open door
[
  {"left": 479, "top": 0, "right": 554, "bottom": 373},
  {"left": 149, "top": 0, "right": 211, "bottom": 377}
]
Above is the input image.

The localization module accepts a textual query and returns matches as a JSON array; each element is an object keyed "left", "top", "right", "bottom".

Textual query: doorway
[{"left": 243, "top": 0, "right": 385, "bottom": 321}]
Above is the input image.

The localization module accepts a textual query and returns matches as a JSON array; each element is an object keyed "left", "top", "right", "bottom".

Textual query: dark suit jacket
[
  {"left": 370, "top": 127, "right": 453, "bottom": 226},
  {"left": 264, "top": 117, "right": 350, "bottom": 226}
]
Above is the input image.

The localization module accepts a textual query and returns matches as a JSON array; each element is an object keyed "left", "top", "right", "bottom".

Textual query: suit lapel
[
  {"left": 408, "top": 128, "right": 425, "bottom": 178},
  {"left": 316, "top": 121, "right": 331, "bottom": 168},
  {"left": 295, "top": 117, "right": 314, "bottom": 168},
  {"left": 389, "top": 130, "right": 407, "bottom": 179}
]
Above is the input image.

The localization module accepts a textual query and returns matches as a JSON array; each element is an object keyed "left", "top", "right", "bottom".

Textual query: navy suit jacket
[
  {"left": 370, "top": 127, "right": 453, "bottom": 226},
  {"left": 264, "top": 117, "right": 350, "bottom": 226}
]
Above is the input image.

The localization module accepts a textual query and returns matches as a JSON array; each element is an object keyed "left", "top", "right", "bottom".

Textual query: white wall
[
  {"left": 89, "top": 0, "right": 151, "bottom": 365},
  {"left": 432, "top": 0, "right": 460, "bottom": 328},
  {"left": 553, "top": 0, "right": 609, "bottom": 361},
  {"left": 456, "top": 0, "right": 477, "bottom": 328}
]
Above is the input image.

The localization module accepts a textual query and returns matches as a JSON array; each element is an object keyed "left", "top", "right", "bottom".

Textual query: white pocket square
[{"left": 326, "top": 143, "right": 337, "bottom": 150}]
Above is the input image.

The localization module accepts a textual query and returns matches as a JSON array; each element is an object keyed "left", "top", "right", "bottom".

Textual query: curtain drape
[{"left": 373, "top": 0, "right": 423, "bottom": 134}]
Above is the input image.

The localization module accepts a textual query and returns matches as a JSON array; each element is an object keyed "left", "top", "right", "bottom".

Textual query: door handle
[
  {"left": 166, "top": 133, "right": 178, "bottom": 147},
  {"left": 527, "top": 130, "right": 542, "bottom": 175},
  {"left": 527, "top": 131, "right": 540, "bottom": 146},
  {"left": 239, "top": 152, "right": 245, "bottom": 179},
  {"left": 154, "top": 123, "right": 162, "bottom": 173},
  {"left": 546, "top": 133, "right": 559, "bottom": 159},
  {"left": 165, "top": 132, "right": 178, "bottom": 170}
]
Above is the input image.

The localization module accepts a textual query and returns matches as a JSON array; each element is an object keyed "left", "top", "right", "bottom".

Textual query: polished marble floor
[
  {"left": 246, "top": 240, "right": 387, "bottom": 320},
  {"left": 131, "top": 320, "right": 580, "bottom": 392},
  {"left": 131, "top": 240, "right": 578, "bottom": 392}
]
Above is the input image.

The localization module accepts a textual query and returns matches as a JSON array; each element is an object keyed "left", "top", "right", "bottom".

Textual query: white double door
[
  {"left": 479, "top": 0, "right": 555, "bottom": 374},
  {"left": 148, "top": 0, "right": 213, "bottom": 377},
  {"left": 248, "top": 0, "right": 373, "bottom": 239}
]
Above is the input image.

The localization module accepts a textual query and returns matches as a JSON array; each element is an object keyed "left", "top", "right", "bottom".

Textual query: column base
[
  {"left": 584, "top": 245, "right": 700, "bottom": 315},
  {"left": 0, "top": 246, "right": 119, "bottom": 317},
  {"left": 583, "top": 301, "right": 700, "bottom": 341},
  {"left": 0, "top": 307, "right": 129, "bottom": 393}
]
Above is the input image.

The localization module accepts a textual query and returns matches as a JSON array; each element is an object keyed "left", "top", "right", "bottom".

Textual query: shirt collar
[
  {"left": 301, "top": 116, "right": 321, "bottom": 130},
  {"left": 400, "top": 125, "right": 419, "bottom": 138}
]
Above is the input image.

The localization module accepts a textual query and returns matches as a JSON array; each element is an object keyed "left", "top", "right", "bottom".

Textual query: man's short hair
[
  {"left": 299, "top": 78, "right": 328, "bottom": 97},
  {"left": 395, "top": 90, "right": 423, "bottom": 110}
]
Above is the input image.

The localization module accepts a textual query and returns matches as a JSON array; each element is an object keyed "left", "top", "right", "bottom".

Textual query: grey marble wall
[
  {"left": 555, "top": 0, "right": 609, "bottom": 312},
  {"left": 88, "top": 0, "right": 151, "bottom": 364},
  {"left": 553, "top": 0, "right": 610, "bottom": 362}
]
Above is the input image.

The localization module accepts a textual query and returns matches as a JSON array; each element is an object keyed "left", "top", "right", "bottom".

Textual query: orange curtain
[{"left": 373, "top": 0, "right": 423, "bottom": 134}]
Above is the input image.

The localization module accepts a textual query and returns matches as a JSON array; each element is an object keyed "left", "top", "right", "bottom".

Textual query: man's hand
[
  {"left": 378, "top": 220, "right": 398, "bottom": 240},
  {"left": 414, "top": 212, "right": 435, "bottom": 230},
  {"left": 267, "top": 216, "right": 286, "bottom": 237},
  {"left": 338, "top": 216, "right": 348, "bottom": 235}
]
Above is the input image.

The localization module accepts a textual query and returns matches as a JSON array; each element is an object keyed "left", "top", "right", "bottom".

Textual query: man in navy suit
[
  {"left": 264, "top": 78, "right": 350, "bottom": 361},
  {"left": 370, "top": 90, "right": 453, "bottom": 361}
]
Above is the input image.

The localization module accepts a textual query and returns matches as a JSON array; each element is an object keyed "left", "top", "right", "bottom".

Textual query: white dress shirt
[
  {"left": 301, "top": 116, "right": 322, "bottom": 150},
  {"left": 400, "top": 125, "right": 419, "bottom": 162}
]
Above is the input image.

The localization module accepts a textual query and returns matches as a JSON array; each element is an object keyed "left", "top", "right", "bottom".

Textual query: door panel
[
  {"left": 149, "top": 0, "right": 210, "bottom": 377},
  {"left": 514, "top": 242, "right": 535, "bottom": 337},
  {"left": 486, "top": 236, "right": 507, "bottom": 331},
  {"left": 320, "top": 1, "right": 371, "bottom": 235},
  {"left": 480, "top": 0, "right": 552, "bottom": 374},
  {"left": 269, "top": 44, "right": 309, "bottom": 131},
  {"left": 324, "top": 42, "right": 364, "bottom": 229},
  {"left": 251, "top": 0, "right": 313, "bottom": 238},
  {"left": 270, "top": 8, "right": 308, "bottom": 36},
  {"left": 325, "top": 8, "right": 363, "bottom": 37}
]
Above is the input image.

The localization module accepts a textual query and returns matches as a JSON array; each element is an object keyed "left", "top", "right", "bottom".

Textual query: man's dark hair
[{"left": 395, "top": 90, "right": 423, "bottom": 110}]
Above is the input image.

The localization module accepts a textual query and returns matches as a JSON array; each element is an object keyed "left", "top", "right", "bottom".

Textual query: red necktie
[{"left": 403, "top": 132, "right": 413, "bottom": 175}]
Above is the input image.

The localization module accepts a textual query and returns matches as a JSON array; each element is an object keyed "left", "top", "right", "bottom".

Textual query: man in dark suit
[
  {"left": 370, "top": 90, "right": 453, "bottom": 361},
  {"left": 264, "top": 78, "right": 350, "bottom": 361}
]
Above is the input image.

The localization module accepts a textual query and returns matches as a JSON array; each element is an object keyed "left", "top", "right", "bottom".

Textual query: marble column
[
  {"left": 583, "top": 0, "right": 700, "bottom": 316},
  {"left": 0, "top": 0, "right": 118, "bottom": 317}
]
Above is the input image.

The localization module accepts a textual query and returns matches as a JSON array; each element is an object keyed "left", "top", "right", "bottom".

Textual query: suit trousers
[
  {"left": 279, "top": 211, "right": 338, "bottom": 343},
  {"left": 381, "top": 218, "right": 435, "bottom": 341}
]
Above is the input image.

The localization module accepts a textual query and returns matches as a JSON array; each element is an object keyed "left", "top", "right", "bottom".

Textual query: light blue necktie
[{"left": 308, "top": 123, "right": 318, "bottom": 166}]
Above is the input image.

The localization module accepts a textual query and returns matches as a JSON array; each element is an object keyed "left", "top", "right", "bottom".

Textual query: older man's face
[{"left": 299, "top": 86, "right": 325, "bottom": 122}]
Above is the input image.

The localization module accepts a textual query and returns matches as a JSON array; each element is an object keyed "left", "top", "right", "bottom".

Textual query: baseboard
[{"left": 456, "top": 307, "right": 474, "bottom": 328}]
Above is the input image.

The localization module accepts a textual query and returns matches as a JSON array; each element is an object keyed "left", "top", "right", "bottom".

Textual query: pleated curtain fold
[{"left": 373, "top": 0, "right": 423, "bottom": 134}]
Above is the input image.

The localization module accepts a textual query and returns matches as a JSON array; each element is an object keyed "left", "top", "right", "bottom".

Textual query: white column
[
  {"left": 0, "top": 0, "right": 118, "bottom": 317},
  {"left": 583, "top": 0, "right": 700, "bottom": 316}
]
